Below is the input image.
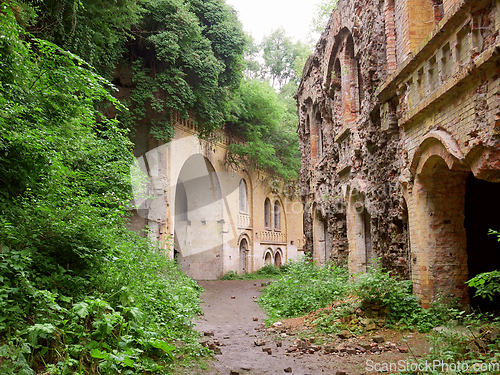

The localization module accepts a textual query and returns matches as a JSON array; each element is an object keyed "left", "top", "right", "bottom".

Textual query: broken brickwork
[{"left": 297, "top": 0, "right": 500, "bottom": 307}]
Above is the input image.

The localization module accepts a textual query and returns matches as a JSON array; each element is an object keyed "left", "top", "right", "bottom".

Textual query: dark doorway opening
[{"left": 465, "top": 174, "right": 500, "bottom": 311}]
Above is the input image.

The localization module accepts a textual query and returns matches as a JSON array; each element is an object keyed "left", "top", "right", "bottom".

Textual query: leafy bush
[
  {"left": 259, "top": 256, "right": 348, "bottom": 320},
  {"left": 259, "top": 260, "right": 451, "bottom": 333},
  {"left": 466, "top": 229, "right": 500, "bottom": 302},
  {"left": 0, "top": 9, "right": 207, "bottom": 373},
  {"left": 219, "top": 264, "right": 284, "bottom": 280}
]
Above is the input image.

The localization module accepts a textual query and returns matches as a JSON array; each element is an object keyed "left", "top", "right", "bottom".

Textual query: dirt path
[{"left": 194, "top": 280, "right": 431, "bottom": 375}]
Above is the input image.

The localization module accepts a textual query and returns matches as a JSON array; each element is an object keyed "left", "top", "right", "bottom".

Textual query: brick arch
[
  {"left": 408, "top": 136, "right": 470, "bottom": 307},
  {"left": 467, "top": 147, "right": 500, "bottom": 183},
  {"left": 410, "top": 130, "right": 465, "bottom": 177}
]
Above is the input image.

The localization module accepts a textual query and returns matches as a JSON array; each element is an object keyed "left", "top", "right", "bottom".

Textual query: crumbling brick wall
[
  {"left": 298, "top": 0, "right": 500, "bottom": 306},
  {"left": 297, "top": 0, "right": 410, "bottom": 277}
]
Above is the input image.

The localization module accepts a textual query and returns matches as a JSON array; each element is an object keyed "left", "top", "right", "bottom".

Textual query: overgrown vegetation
[
  {"left": 0, "top": 7, "right": 207, "bottom": 373},
  {"left": 258, "top": 256, "right": 454, "bottom": 333},
  {"left": 219, "top": 264, "right": 283, "bottom": 280},
  {"left": 466, "top": 229, "right": 500, "bottom": 303}
]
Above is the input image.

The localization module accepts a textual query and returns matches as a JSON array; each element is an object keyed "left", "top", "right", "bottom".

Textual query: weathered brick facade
[{"left": 297, "top": 0, "right": 500, "bottom": 307}]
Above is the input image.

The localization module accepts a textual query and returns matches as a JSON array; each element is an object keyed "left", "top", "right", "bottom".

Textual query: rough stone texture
[{"left": 297, "top": 0, "right": 500, "bottom": 307}]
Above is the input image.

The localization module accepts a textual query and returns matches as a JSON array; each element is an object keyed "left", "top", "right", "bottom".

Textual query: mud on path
[{"left": 193, "top": 280, "right": 431, "bottom": 375}]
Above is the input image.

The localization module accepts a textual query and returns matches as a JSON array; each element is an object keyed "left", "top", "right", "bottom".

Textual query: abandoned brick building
[{"left": 297, "top": 0, "right": 500, "bottom": 307}]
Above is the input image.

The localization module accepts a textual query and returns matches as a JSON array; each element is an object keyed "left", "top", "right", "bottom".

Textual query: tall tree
[{"left": 310, "top": 0, "right": 338, "bottom": 36}]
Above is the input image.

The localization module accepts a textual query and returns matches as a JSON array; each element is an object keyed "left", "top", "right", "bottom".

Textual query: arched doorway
[
  {"left": 274, "top": 249, "right": 282, "bottom": 268},
  {"left": 264, "top": 250, "right": 273, "bottom": 265},
  {"left": 174, "top": 154, "right": 223, "bottom": 280},
  {"left": 239, "top": 238, "right": 249, "bottom": 274}
]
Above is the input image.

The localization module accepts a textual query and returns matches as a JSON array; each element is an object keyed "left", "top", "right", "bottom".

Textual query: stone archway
[
  {"left": 174, "top": 154, "right": 224, "bottom": 280},
  {"left": 407, "top": 136, "right": 470, "bottom": 307}
]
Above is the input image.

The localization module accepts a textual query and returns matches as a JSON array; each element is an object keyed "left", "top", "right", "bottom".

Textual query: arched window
[
  {"left": 274, "top": 201, "right": 281, "bottom": 230},
  {"left": 264, "top": 198, "right": 271, "bottom": 229},
  {"left": 239, "top": 179, "right": 248, "bottom": 213}
]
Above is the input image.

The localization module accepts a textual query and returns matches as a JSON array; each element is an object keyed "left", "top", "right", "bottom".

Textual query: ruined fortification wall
[
  {"left": 297, "top": 0, "right": 410, "bottom": 276},
  {"left": 298, "top": 0, "right": 500, "bottom": 307}
]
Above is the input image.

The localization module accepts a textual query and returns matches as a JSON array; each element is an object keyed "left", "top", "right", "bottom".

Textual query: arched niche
[{"left": 324, "top": 29, "right": 359, "bottom": 126}]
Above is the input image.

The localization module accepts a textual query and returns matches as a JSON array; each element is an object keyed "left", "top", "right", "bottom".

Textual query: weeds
[
  {"left": 219, "top": 264, "right": 284, "bottom": 280},
  {"left": 258, "top": 257, "right": 457, "bottom": 334}
]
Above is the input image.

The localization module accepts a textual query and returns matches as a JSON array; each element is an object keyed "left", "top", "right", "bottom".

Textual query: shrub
[{"left": 259, "top": 256, "right": 348, "bottom": 320}]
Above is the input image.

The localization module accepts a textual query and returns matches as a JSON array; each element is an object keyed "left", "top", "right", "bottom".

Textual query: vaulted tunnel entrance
[{"left": 465, "top": 174, "right": 500, "bottom": 311}]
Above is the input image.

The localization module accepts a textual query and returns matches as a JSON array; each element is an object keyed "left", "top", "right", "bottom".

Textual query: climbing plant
[{"left": 120, "top": 0, "right": 246, "bottom": 140}]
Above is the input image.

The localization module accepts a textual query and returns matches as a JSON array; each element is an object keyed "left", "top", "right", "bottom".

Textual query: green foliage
[
  {"left": 259, "top": 258, "right": 453, "bottom": 334},
  {"left": 399, "top": 316, "right": 500, "bottom": 375},
  {"left": 260, "top": 27, "right": 310, "bottom": 89},
  {"left": 17, "top": 0, "right": 246, "bottom": 140},
  {"left": 21, "top": 0, "right": 143, "bottom": 76},
  {"left": 354, "top": 268, "right": 444, "bottom": 332},
  {"left": 466, "top": 229, "right": 500, "bottom": 301},
  {"left": 219, "top": 264, "right": 284, "bottom": 280},
  {"left": 309, "top": 0, "right": 338, "bottom": 37},
  {"left": 226, "top": 79, "right": 301, "bottom": 181},
  {"left": 119, "top": 0, "right": 246, "bottom": 140},
  {"left": 259, "top": 256, "right": 349, "bottom": 320},
  {"left": 0, "top": 8, "right": 206, "bottom": 373}
]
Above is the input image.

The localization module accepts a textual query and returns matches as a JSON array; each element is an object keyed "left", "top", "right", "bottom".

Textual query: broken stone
[
  {"left": 253, "top": 317, "right": 258, "bottom": 321},
  {"left": 324, "top": 345, "right": 337, "bottom": 354},
  {"left": 273, "top": 321, "right": 283, "bottom": 327},
  {"left": 230, "top": 370, "right": 239, "bottom": 375},
  {"left": 356, "top": 346, "right": 367, "bottom": 353},
  {"left": 276, "top": 340, "right": 282, "bottom": 347},
  {"left": 337, "top": 330, "right": 352, "bottom": 339},
  {"left": 372, "top": 335, "right": 385, "bottom": 343},
  {"left": 358, "top": 341, "right": 371, "bottom": 350},
  {"left": 335, "top": 371, "right": 347, "bottom": 375},
  {"left": 297, "top": 339, "right": 310, "bottom": 350},
  {"left": 203, "top": 330, "right": 214, "bottom": 337},
  {"left": 281, "top": 333, "right": 287, "bottom": 338},
  {"left": 286, "top": 346, "right": 298, "bottom": 353},
  {"left": 231, "top": 296, "right": 235, "bottom": 299},
  {"left": 346, "top": 347, "right": 357, "bottom": 355},
  {"left": 398, "top": 347, "right": 408, "bottom": 353},
  {"left": 254, "top": 339, "right": 266, "bottom": 346},
  {"left": 209, "top": 344, "right": 222, "bottom": 355},
  {"left": 365, "top": 322, "right": 377, "bottom": 331},
  {"left": 262, "top": 347, "right": 272, "bottom": 355},
  {"left": 284, "top": 367, "right": 292, "bottom": 373},
  {"left": 223, "top": 335, "right": 230, "bottom": 339}
]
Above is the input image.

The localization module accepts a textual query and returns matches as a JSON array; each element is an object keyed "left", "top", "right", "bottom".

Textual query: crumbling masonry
[{"left": 297, "top": 0, "right": 500, "bottom": 307}]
